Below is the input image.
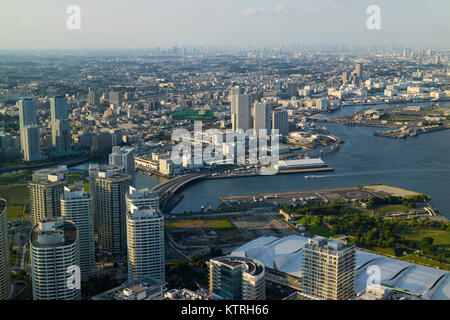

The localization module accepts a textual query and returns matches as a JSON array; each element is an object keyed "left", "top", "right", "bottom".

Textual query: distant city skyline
[{"left": 0, "top": 0, "right": 449, "bottom": 50}]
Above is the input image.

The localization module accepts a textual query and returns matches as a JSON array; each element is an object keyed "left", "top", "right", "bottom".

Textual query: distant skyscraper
[
  {"left": 355, "top": 62, "right": 363, "bottom": 78},
  {"left": 126, "top": 205, "right": 165, "bottom": 282},
  {"left": 30, "top": 218, "right": 80, "bottom": 300},
  {"left": 21, "top": 125, "right": 41, "bottom": 161},
  {"left": 61, "top": 185, "right": 95, "bottom": 280},
  {"left": 272, "top": 111, "right": 288, "bottom": 136},
  {"left": 18, "top": 98, "right": 37, "bottom": 129},
  {"left": 50, "top": 96, "right": 71, "bottom": 153},
  {"left": 19, "top": 98, "right": 41, "bottom": 161},
  {"left": 87, "top": 88, "right": 100, "bottom": 106},
  {"left": 109, "top": 146, "right": 135, "bottom": 185},
  {"left": 30, "top": 172, "right": 65, "bottom": 225},
  {"left": 209, "top": 256, "right": 266, "bottom": 300},
  {"left": 230, "top": 86, "right": 251, "bottom": 131},
  {"left": 342, "top": 71, "right": 349, "bottom": 84},
  {"left": 302, "top": 237, "right": 355, "bottom": 300},
  {"left": 93, "top": 168, "right": 131, "bottom": 257},
  {"left": 126, "top": 186, "right": 159, "bottom": 211},
  {"left": 50, "top": 95, "right": 68, "bottom": 123},
  {"left": 109, "top": 91, "right": 121, "bottom": 106},
  {"left": 253, "top": 102, "right": 272, "bottom": 135},
  {"left": 0, "top": 199, "right": 11, "bottom": 300},
  {"left": 287, "top": 82, "right": 299, "bottom": 98}
]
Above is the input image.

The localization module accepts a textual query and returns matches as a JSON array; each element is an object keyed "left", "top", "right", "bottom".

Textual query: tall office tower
[
  {"left": 18, "top": 97, "right": 37, "bottom": 129},
  {"left": 126, "top": 205, "right": 164, "bottom": 282},
  {"left": 253, "top": 102, "right": 272, "bottom": 136},
  {"left": 209, "top": 256, "right": 266, "bottom": 300},
  {"left": 29, "top": 172, "right": 65, "bottom": 226},
  {"left": 87, "top": 88, "right": 100, "bottom": 106},
  {"left": 126, "top": 186, "right": 160, "bottom": 211},
  {"left": 19, "top": 98, "right": 41, "bottom": 161},
  {"left": 30, "top": 218, "right": 80, "bottom": 300},
  {"left": 302, "top": 237, "right": 356, "bottom": 300},
  {"left": 0, "top": 199, "right": 11, "bottom": 300},
  {"left": 355, "top": 62, "right": 363, "bottom": 78},
  {"left": 342, "top": 71, "right": 349, "bottom": 84},
  {"left": 272, "top": 111, "right": 289, "bottom": 136},
  {"left": 93, "top": 169, "right": 131, "bottom": 257},
  {"left": 230, "top": 86, "right": 251, "bottom": 132},
  {"left": 61, "top": 186, "right": 95, "bottom": 280},
  {"left": 109, "top": 91, "right": 121, "bottom": 105},
  {"left": 21, "top": 125, "right": 42, "bottom": 161},
  {"left": 50, "top": 96, "right": 71, "bottom": 153},
  {"left": 287, "top": 82, "right": 299, "bottom": 98},
  {"left": 109, "top": 146, "right": 135, "bottom": 185}
]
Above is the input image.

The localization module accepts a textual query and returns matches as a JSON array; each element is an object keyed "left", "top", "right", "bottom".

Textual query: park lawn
[
  {"left": 400, "top": 254, "right": 450, "bottom": 271},
  {"left": 375, "top": 204, "right": 409, "bottom": 215},
  {"left": 0, "top": 171, "right": 32, "bottom": 185},
  {"left": 366, "top": 247, "right": 396, "bottom": 256},
  {"left": 0, "top": 185, "right": 29, "bottom": 206},
  {"left": 6, "top": 205, "right": 23, "bottom": 221},
  {"left": 400, "top": 229, "right": 450, "bottom": 245},
  {"left": 165, "top": 219, "right": 234, "bottom": 230},
  {"left": 307, "top": 225, "right": 331, "bottom": 238},
  {"left": 349, "top": 206, "right": 374, "bottom": 216}
]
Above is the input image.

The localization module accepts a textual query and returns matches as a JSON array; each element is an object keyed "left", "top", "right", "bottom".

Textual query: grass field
[
  {"left": 307, "top": 225, "right": 331, "bottom": 238},
  {"left": 400, "top": 229, "right": 450, "bottom": 245},
  {"left": 0, "top": 171, "right": 32, "bottom": 185},
  {"left": 6, "top": 205, "right": 24, "bottom": 221},
  {"left": 165, "top": 219, "right": 234, "bottom": 230},
  {"left": 375, "top": 204, "right": 409, "bottom": 215},
  {"left": 0, "top": 185, "right": 29, "bottom": 206}
]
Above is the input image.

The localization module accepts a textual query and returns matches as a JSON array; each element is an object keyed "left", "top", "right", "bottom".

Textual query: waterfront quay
[
  {"left": 218, "top": 184, "right": 446, "bottom": 221},
  {"left": 220, "top": 186, "right": 376, "bottom": 209}
]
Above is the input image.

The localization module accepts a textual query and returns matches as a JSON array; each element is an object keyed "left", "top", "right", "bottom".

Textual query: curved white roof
[{"left": 230, "top": 235, "right": 450, "bottom": 300}]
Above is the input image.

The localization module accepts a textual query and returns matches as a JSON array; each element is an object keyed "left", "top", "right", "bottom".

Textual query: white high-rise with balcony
[
  {"left": 0, "top": 199, "right": 11, "bottom": 300},
  {"left": 30, "top": 218, "right": 80, "bottom": 300},
  {"left": 61, "top": 185, "right": 95, "bottom": 280},
  {"left": 126, "top": 186, "right": 159, "bottom": 212},
  {"left": 302, "top": 237, "right": 355, "bottom": 300},
  {"left": 126, "top": 205, "right": 164, "bottom": 282}
]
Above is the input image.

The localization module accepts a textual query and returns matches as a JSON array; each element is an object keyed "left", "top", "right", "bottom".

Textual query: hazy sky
[{"left": 0, "top": 0, "right": 449, "bottom": 49}]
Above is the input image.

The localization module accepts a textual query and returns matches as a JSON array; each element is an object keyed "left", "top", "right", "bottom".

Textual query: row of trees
[
  {"left": 363, "top": 195, "right": 429, "bottom": 209},
  {"left": 282, "top": 201, "right": 353, "bottom": 217}
]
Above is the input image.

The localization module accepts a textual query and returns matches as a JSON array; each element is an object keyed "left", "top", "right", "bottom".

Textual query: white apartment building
[
  {"left": 61, "top": 186, "right": 95, "bottom": 280},
  {"left": 126, "top": 205, "right": 165, "bottom": 282},
  {"left": 0, "top": 199, "right": 11, "bottom": 300},
  {"left": 302, "top": 237, "right": 355, "bottom": 300},
  {"left": 126, "top": 186, "right": 159, "bottom": 211},
  {"left": 30, "top": 218, "right": 80, "bottom": 300}
]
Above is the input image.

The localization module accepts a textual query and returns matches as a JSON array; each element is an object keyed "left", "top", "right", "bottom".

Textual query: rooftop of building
[
  {"left": 30, "top": 218, "right": 77, "bottom": 248},
  {"left": 211, "top": 256, "right": 265, "bottom": 277},
  {"left": 127, "top": 186, "right": 159, "bottom": 199},
  {"left": 230, "top": 235, "right": 450, "bottom": 300},
  {"left": 92, "top": 278, "right": 164, "bottom": 300}
]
